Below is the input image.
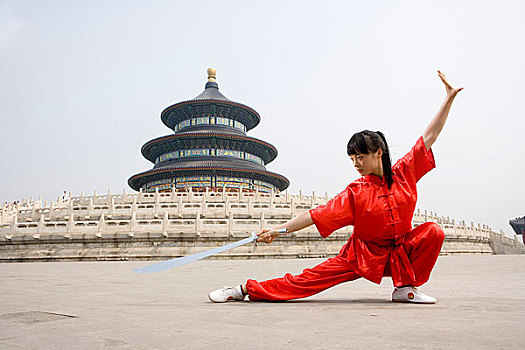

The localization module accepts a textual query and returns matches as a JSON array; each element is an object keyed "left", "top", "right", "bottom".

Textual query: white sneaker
[
  {"left": 208, "top": 285, "right": 245, "bottom": 303},
  {"left": 392, "top": 286, "right": 436, "bottom": 304}
]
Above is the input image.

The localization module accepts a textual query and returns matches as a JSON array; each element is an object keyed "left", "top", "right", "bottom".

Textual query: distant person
[{"left": 209, "top": 71, "right": 463, "bottom": 304}]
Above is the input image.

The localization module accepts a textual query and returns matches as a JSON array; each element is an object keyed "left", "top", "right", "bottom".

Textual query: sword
[{"left": 134, "top": 231, "right": 258, "bottom": 273}]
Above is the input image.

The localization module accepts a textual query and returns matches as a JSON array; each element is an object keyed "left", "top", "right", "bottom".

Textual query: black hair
[{"left": 347, "top": 130, "right": 393, "bottom": 189}]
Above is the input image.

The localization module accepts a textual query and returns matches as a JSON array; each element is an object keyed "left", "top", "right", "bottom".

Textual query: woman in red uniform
[{"left": 209, "top": 71, "right": 463, "bottom": 304}]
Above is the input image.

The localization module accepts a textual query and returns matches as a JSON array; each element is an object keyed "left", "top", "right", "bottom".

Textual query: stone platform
[
  {"left": 3, "top": 188, "right": 514, "bottom": 262},
  {"left": 1, "top": 255, "right": 524, "bottom": 349}
]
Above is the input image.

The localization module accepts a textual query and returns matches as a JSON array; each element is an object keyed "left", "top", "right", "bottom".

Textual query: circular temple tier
[{"left": 128, "top": 69, "right": 289, "bottom": 193}]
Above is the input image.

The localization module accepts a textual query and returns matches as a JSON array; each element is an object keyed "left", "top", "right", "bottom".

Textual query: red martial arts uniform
[{"left": 246, "top": 137, "right": 445, "bottom": 301}]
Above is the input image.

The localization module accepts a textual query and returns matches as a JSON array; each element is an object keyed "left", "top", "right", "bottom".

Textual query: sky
[{"left": 1, "top": 0, "right": 524, "bottom": 237}]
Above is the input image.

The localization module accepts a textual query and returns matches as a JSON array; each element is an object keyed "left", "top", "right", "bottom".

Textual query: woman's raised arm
[{"left": 422, "top": 71, "right": 463, "bottom": 149}]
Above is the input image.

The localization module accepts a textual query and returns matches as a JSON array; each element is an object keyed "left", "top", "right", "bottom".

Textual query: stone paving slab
[{"left": 0, "top": 255, "right": 524, "bottom": 349}]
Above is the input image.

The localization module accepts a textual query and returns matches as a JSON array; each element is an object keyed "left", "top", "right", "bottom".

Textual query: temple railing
[{"left": 1, "top": 187, "right": 521, "bottom": 258}]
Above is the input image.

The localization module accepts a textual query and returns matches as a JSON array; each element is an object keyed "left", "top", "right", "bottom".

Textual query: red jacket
[{"left": 309, "top": 136, "right": 436, "bottom": 284}]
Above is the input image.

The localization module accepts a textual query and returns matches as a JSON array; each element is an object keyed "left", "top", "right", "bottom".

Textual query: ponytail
[
  {"left": 375, "top": 131, "right": 393, "bottom": 189},
  {"left": 347, "top": 130, "right": 394, "bottom": 189}
]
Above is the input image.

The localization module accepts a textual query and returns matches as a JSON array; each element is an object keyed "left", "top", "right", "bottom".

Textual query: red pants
[{"left": 246, "top": 222, "right": 444, "bottom": 301}]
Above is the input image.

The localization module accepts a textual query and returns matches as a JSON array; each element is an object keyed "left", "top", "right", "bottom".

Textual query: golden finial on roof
[{"left": 207, "top": 68, "right": 217, "bottom": 82}]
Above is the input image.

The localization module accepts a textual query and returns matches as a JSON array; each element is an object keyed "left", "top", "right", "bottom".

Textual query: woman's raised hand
[
  {"left": 438, "top": 70, "right": 463, "bottom": 98},
  {"left": 257, "top": 228, "right": 280, "bottom": 244},
  {"left": 423, "top": 71, "right": 464, "bottom": 149}
]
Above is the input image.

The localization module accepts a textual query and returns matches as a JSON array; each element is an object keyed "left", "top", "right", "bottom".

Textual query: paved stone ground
[{"left": 0, "top": 255, "right": 524, "bottom": 349}]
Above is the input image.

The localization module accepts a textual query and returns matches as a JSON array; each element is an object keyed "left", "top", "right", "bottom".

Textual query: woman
[{"left": 209, "top": 71, "right": 463, "bottom": 304}]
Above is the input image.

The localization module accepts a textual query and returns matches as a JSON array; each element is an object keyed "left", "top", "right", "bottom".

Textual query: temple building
[
  {"left": 509, "top": 216, "right": 525, "bottom": 244},
  {"left": 128, "top": 68, "right": 289, "bottom": 193}
]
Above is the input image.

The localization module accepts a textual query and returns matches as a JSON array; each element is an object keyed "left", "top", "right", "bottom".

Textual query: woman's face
[{"left": 350, "top": 149, "right": 383, "bottom": 177}]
